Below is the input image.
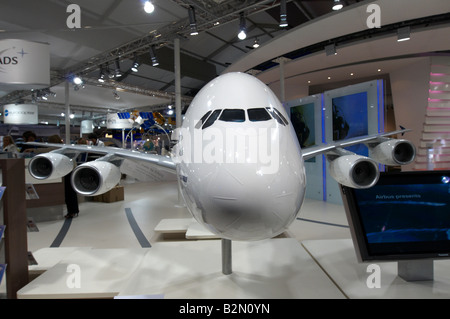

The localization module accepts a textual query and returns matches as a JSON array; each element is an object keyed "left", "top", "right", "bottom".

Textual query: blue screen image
[
  {"left": 354, "top": 183, "right": 450, "bottom": 244},
  {"left": 332, "top": 91, "right": 368, "bottom": 156}
]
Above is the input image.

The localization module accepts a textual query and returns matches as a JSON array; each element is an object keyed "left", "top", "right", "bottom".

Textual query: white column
[
  {"left": 174, "top": 37, "right": 185, "bottom": 206},
  {"left": 65, "top": 81, "right": 71, "bottom": 145},
  {"left": 174, "top": 38, "right": 182, "bottom": 129},
  {"left": 279, "top": 58, "right": 285, "bottom": 103}
]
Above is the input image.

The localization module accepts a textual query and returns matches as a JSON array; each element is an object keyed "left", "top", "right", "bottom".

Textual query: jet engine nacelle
[
  {"left": 328, "top": 154, "right": 380, "bottom": 189},
  {"left": 369, "top": 139, "right": 416, "bottom": 165},
  {"left": 28, "top": 153, "right": 74, "bottom": 180},
  {"left": 71, "top": 161, "right": 121, "bottom": 196}
]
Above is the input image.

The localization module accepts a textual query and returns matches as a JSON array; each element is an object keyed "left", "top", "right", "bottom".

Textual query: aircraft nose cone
[{"left": 181, "top": 160, "right": 305, "bottom": 241}]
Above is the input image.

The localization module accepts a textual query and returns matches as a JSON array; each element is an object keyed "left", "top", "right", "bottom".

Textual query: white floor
[
  {"left": 2, "top": 179, "right": 351, "bottom": 299},
  {"left": 15, "top": 180, "right": 450, "bottom": 300},
  {"left": 26, "top": 180, "right": 351, "bottom": 252}
]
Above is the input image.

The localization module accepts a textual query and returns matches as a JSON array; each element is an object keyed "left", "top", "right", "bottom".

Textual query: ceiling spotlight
[
  {"left": 238, "top": 12, "right": 247, "bottom": 40},
  {"left": 98, "top": 65, "right": 106, "bottom": 82},
  {"left": 280, "top": 0, "right": 288, "bottom": 27},
  {"left": 113, "top": 90, "right": 120, "bottom": 100},
  {"left": 144, "top": 1, "right": 155, "bottom": 14},
  {"left": 105, "top": 64, "right": 114, "bottom": 79},
  {"left": 188, "top": 6, "right": 198, "bottom": 36},
  {"left": 114, "top": 58, "right": 122, "bottom": 78},
  {"left": 253, "top": 39, "right": 260, "bottom": 48},
  {"left": 131, "top": 55, "right": 140, "bottom": 72},
  {"left": 397, "top": 26, "right": 411, "bottom": 42},
  {"left": 73, "top": 83, "right": 85, "bottom": 91},
  {"left": 73, "top": 76, "right": 83, "bottom": 85},
  {"left": 131, "top": 61, "right": 140, "bottom": 72},
  {"left": 149, "top": 46, "right": 159, "bottom": 67},
  {"left": 38, "top": 88, "right": 56, "bottom": 99},
  {"left": 332, "top": 0, "right": 343, "bottom": 11}
]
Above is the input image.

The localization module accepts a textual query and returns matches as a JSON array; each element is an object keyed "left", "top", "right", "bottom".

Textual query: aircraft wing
[
  {"left": 301, "top": 128, "right": 411, "bottom": 161},
  {"left": 300, "top": 127, "right": 415, "bottom": 189},
  {"left": 26, "top": 142, "right": 177, "bottom": 174},
  {"left": 26, "top": 126, "right": 415, "bottom": 193},
  {"left": 26, "top": 127, "right": 410, "bottom": 173}
]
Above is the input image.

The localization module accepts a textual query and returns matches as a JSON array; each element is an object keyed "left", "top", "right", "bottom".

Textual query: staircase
[{"left": 414, "top": 58, "right": 450, "bottom": 171}]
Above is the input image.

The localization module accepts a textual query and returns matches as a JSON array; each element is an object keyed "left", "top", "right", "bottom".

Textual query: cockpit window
[
  {"left": 197, "top": 107, "right": 289, "bottom": 129},
  {"left": 274, "top": 108, "right": 289, "bottom": 125},
  {"left": 248, "top": 108, "right": 272, "bottom": 122},
  {"left": 266, "top": 107, "right": 289, "bottom": 126},
  {"left": 202, "top": 109, "right": 222, "bottom": 129},
  {"left": 195, "top": 110, "right": 212, "bottom": 129},
  {"left": 219, "top": 109, "right": 246, "bottom": 122}
]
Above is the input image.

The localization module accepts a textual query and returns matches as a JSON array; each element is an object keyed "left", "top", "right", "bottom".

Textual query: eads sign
[{"left": 0, "top": 39, "right": 50, "bottom": 90}]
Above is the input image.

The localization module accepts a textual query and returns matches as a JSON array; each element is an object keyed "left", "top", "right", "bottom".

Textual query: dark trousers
[{"left": 64, "top": 173, "right": 79, "bottom": 215}]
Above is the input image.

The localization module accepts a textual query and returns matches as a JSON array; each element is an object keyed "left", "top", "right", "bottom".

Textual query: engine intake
[
  {"left": 28, "top": 153, "right": 74, "bottom": 180},
  {"left": 71, "top": 161, "right": 121, "bottom": 196},
  {"left": 369, "top": 139, "right": 416, "bottom": 165},
  {"left": 328, "top": 154, "right": 380, "bottom": 189}
]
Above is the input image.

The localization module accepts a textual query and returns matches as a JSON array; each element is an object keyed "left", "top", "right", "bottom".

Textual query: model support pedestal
[
  {"left": 398, "top": 260, "right": 434, "bottom": 281},
  {"left": 221, "top": 239, "right": 232, "bottom": 275}
]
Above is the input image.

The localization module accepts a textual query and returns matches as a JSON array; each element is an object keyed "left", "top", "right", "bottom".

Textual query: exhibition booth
[{"left": 0, "top": 0, "right": 450, "bottom": 302}]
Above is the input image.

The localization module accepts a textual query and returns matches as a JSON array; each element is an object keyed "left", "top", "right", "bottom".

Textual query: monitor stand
[
  {"left": 222, "top": 239, "right": 232, "bottom": 275},
  {"left": 397, "top": 260, "right": 434, "bottom": 281}
]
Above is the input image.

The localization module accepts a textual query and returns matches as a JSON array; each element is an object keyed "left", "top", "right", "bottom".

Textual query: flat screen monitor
[{"left": 341, "top": 170, "right": 450, "bottom": 262}]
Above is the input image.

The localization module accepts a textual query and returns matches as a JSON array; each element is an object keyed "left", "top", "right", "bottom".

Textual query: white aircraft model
[{"left": 27, "top": 72, "right": 416, "bottom": 242}]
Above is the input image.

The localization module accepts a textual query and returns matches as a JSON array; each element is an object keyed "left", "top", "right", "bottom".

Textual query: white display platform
[
  {"left": 118, "top": 238, "right": 345, "bottom": 299},
  {"left": 154, "top": 218, "right": 219, "bottom": 239},
  {"left": 154, "top": 218, "right": 194, "bottom": 234},
  {"left": 18, "top": 239, "right": 345, "bottom": 299},
  {"left": 302, "top": 239, "right": 450, "bottom": 299},
  {"left": 28, "top": 247, "right": 91, "bottom": 276},
  {"left": 18, "top": 248, "right": 149, "bottom": 299},
  {"left": 185, "top": 221, "right": 219, "bottom": 239}
]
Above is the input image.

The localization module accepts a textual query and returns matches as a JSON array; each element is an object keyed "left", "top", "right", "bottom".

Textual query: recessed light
[{"left": 144, "top": 1, "right": 155, "bottom": 14}]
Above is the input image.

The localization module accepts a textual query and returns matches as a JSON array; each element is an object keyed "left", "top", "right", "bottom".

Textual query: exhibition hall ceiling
[
  {"left": 0, "top": 0, "right": 449, "bottom": 124},
  {"left": 0, "top": 0, "right": 363, "bottom": 123}
]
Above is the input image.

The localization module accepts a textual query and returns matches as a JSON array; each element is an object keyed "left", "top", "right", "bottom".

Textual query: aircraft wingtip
[{"left": 399, "top": 126, "right": 406, "bottom": 136}]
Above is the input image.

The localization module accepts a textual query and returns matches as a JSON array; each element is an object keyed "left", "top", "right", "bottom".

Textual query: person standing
[
  {"left": 20, "top": 131, "right": 38, "bottom": 153},
  {"left": 48, "top": 135, "right": 79, "bottom": 219},
  {"left": 87, "top": 133, "right": 105, "bottom": 147},
  {"left": 2, "top": 136, "right": 19, "bottom": 158}
]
